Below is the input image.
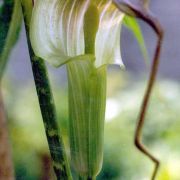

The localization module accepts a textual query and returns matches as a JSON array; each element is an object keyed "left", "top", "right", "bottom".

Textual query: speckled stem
[
  {"left": 20, "top": 1, "right": 72, "bottom": 179},
  {"left": 28, "top": 56, "right": 71, "bottom": 180}
]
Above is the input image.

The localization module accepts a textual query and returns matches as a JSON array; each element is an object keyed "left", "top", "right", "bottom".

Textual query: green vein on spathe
[{"left": 67, "top": 60, "right": 106, "bottom": 179}]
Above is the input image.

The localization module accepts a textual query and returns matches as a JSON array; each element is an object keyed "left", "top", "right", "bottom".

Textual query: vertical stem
[
  {"left": 114, "top": 1, "right": 163, "bottom": 179},
  {"left": 0, "top": 87, "right": 14, "bottom": 180},
  {"left": 29, "top": 57, "right": 71, "bottom": 180},
  {"left": 0, "top": 0, "right": 22, "bottom": 79},
  {"left": 134, "top": 31, "right": 163, "bottom": 180},
  {"left": 20, "top": 1, "right": 72, "bottom": 179},
  {"left": 0, "top": 0, "right": 21, "bottom": 178}
]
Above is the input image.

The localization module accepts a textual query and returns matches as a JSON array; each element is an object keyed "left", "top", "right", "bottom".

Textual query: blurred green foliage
[
  {"left": 123, "top": 15, "right": 149, "bottom": 64},
  {"left": 2, "top": 71, "right": 180, "bottom": 180}
]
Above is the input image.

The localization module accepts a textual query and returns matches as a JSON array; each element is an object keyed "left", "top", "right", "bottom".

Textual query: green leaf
[
  {"left": 0, "top": 0, "right": 22, "bottom": 78},
  {"left": 0, "top": 0, "right": 14, "bottom": 55},
  {"left": 123, "top": 15, "right": 149, "bottom": 64}
]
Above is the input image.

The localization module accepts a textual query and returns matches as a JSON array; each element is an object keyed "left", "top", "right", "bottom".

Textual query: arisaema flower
[
  {"left": 30, "top": 0, "right": 124, "bottom": 68},
  {"left": 30, "top": 0, "right": 124, "bottom": 179}
]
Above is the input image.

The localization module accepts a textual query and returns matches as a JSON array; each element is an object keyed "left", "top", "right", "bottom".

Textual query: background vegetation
[
  {"left": 1, "top": 0, "right": 180, "bottom": 179},
  {"left": 2, "top": 71, "right": 180, "bottom": 179}
]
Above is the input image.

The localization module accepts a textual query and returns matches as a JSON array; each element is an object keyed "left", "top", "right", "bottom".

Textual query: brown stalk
[
  {"left": 114, "top": 0, "right": 164, "bottom": 179},
  {"left": 0, "top": 86, "right": 14, "bottom": 180},
  {"left": 134, "top": 28, "right": 163, "bottom": 180}
]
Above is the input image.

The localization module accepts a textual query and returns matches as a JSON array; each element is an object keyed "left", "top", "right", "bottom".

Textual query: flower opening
[{"left": 30, "top": 0, "right": 124, "bottom": 68}]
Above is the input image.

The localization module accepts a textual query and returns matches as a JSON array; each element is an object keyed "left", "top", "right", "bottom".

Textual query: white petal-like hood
[
  {"left": 30, "top": 0, "right": 124, "bottom": 68},
  {"left": 95, "top": 0, "right": 124, "bottom": 67}
]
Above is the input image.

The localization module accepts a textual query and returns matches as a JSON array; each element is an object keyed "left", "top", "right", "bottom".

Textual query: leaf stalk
[{"left": 20, "top": 1, "right": 72, "bottom": 179}]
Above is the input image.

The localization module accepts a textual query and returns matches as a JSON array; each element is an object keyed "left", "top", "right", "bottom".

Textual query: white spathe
[{"left": 30, "top": 0, "right": 124, "bottom": 68}]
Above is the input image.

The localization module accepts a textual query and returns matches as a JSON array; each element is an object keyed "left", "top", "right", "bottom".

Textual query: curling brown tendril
[{"left": 113, "top": 0, "right": 164, "bottom": 179}]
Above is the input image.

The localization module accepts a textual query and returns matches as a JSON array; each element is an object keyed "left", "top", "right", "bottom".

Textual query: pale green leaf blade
[{"left": 123, "top": 15, "right": 149, "bottom": 64}]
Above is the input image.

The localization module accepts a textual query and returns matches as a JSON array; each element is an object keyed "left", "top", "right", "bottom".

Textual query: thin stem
[
  {"left": 29, "top": 57, "right": 71, "bottom": 180},
  {"left": 131, "top": 6, "right": 163, "bottom": 180},
  {"left": 0, "top": 0, "right": 22, "bottom": 79},
  {"left": 135, "top": 34, "right": 163, "bottom": 180},
  {"left": 0, "top": 0, "right": 21, "bottom": 178},
  {"left": 114, "top": 1, "right": 163, "bottom": 179},
  {"left": 20, "top": 2, "right": 72, "bottom": 179}
]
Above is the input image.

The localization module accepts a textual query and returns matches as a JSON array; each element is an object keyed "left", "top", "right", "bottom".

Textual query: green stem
[
  {"left": 0, "top": 0, "right": 22, "bottom": 79},
  {"left": 0, "top": 0, "right": 21, "bottom": 178},
  {"left": 30, "top": 57, "right": 71, "bottom": 180},
  {"left": 20, "top": 1, "right": 72, "bottom": 179}
]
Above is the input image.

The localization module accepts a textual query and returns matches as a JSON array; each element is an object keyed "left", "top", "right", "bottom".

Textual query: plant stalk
[
  {"left": 20, "top": 1, "right": 72, "bottom": 179},
  {"left": 0, "top": 0, "right": 22, "bottom": 178},
  {"left": 0, "top": 0, "right": 22, "bottom": 79},
  {"left": 0, "top": 87, "right": 14, "bottom": 180},
  {"left": 114, "top": 1, "right": 163, "bottom": 179}
]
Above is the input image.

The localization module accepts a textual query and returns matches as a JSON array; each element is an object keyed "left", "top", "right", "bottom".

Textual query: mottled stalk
[{"left": 20, "top": 1, "right": 72, "bottom": 179}]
